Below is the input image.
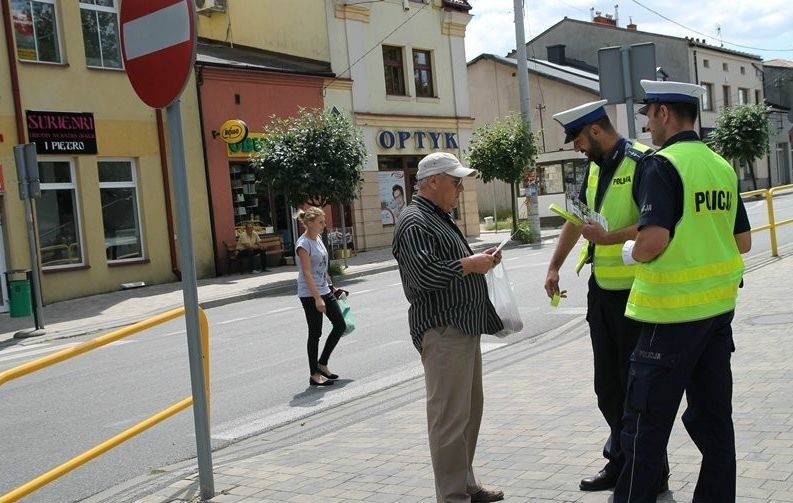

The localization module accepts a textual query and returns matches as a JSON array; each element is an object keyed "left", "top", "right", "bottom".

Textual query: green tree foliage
[
  {"left": 250, "top": 108, "right": 367, "bottom": 207},
  {"left": 466, "top": 113, "right": 539, "bottom": 184},
  {"left": 706, "top": 103, "right": 771, "bottom": 167},
  {"left": 467, "top": 113, "right": 539, "bottom": 235}
]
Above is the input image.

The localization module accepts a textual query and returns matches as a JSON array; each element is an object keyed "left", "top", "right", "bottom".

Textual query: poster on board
[{"left": 378, "top": 171, "right": 406, "bottom": 225}]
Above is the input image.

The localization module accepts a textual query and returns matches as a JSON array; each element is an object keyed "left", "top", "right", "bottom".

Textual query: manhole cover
[{"left": 749, "top": 313, "right": 793, "bottom": 325}]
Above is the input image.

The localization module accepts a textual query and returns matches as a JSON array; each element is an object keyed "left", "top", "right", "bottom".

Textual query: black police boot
[{"left": 579, "top": 469, "right": 619, "bottom": 491}]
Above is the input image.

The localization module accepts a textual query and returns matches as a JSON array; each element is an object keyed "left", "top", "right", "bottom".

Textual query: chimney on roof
[
  {"left": 592, "top": 12, "right": 617, "bottom": 26},
  {"left": 627, "top": 16, "right": 637, "bottom": 31},
  {"left": 547, "top": 44, "right": 566, "bottom": 65}
]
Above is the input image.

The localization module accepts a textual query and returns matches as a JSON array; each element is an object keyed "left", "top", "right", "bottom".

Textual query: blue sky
[{"left": 464, "top": 0, "right": 793, "bottom": 63}]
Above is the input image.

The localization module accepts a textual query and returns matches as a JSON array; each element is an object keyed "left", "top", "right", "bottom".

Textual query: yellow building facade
[
  {"left": 0, "top": 1, "right": 213, "bottom": 307},
  {"left": 326, "top": 0, "right": 478, "bottom": 249},
  {"left": 0, "top": 0, "right": 478, "bottom": 309}
]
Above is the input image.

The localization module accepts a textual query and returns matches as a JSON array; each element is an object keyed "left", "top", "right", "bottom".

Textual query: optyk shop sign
[
  {"left": 377, "top": 130, "right": 458, "bottom": 150},
  {"left": 26, "top": 110, "right": 98, "bottom": 154}
]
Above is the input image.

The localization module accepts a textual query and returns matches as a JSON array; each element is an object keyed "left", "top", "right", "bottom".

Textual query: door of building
[
  {"left": 777, "top": 143, "right": 791, "bottom": 185},
  {"left": 0, "top": 202, "right": 8, "bottom": 313}
]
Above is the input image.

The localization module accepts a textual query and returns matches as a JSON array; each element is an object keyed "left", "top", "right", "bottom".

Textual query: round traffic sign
[{"left": 120, "top": 0, "right": 196, "bottom": 109}]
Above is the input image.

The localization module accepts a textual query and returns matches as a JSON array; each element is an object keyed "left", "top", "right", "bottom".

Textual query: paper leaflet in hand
[{"left": 549, "top": 198, "right": 608, "bottom": 231}]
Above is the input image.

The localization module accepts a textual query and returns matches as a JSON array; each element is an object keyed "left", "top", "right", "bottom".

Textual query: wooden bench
[
  {"left": 223, "top": 241, "right": 243, "bottom": 274},
  {"left": 260, "top": 235, "right": 285, "bottom": 267}
]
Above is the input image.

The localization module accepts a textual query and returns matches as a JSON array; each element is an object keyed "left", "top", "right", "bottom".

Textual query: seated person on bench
[{"left": 236, "top": 222, "right": 268, "bottom": 273}]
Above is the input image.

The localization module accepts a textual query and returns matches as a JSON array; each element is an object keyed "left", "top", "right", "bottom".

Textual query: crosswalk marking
[
  {"left": 0, "top": 340, "right": 135, "bottom": 364},
  {"left": 0, "top": 343, "right": 48, "bottom": 354}
]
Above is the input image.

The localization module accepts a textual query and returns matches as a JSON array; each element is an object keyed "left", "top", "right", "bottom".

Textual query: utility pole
[
  {"left": 536, "top": 104, "right": 547, "bottom": 152},
  {"left": 513, "top": 0, "right": 541, "bottom": 242}
]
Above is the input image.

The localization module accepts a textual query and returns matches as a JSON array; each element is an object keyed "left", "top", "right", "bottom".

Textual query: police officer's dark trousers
[
  {"left": 586, "top": 276, "right": 642, "bottom": 475},
  {"left": 614, "top": 310, "right": 736, "bottom": 503}
]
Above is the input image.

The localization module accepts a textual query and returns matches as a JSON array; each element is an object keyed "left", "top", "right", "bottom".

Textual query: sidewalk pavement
[
  {"left": 83, "top": 252, "right": 793, "bottom": 502},
  {"left": 1, "top": 229, "right": 552, "bottom": 345}
]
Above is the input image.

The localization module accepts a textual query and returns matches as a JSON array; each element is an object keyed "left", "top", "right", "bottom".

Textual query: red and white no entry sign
[{"left": 120, "top": 0, "right": 196, "bottom": 109}]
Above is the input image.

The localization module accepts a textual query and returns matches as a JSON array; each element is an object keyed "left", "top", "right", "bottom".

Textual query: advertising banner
[{"left": 378, "top": 171, "right": 406, "bottom": 225}]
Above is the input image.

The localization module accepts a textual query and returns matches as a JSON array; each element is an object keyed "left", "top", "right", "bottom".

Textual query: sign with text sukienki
[{"left": 26, "top": 110, "right": 97, "bottom": 155}]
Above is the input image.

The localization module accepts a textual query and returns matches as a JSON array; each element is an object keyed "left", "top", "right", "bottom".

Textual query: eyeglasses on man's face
[{"left": 443, "top": 173, "right": 464, "bottom": 187}]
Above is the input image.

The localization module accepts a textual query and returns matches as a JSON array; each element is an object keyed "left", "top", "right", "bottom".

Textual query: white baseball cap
[{"left": 416, "top": 152, "right": 476, "bottom": 180}]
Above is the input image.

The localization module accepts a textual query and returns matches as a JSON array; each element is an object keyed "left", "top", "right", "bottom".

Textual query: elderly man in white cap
[
  {"left": 614, "top": 80, "right": 752, "bottom": 503},
  {"left": 544, "top": 100, "right": 658, "bottom": 493},
  {"left": 392, "top": 151, "right": 505, "bottom": 503}
]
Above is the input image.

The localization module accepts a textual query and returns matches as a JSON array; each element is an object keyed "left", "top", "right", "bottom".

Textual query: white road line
[
  {"left": 215, "top": 307, "right": 297, "bottom": 325},
  {"left": 0, "top": 340, "right": 135, "bottom": 364},
  {"left": 480, "top": 342, "right": 507, "bottom": 353},
  {"left": 354, "top": 288, "right": 377, "bottom": 294},
  {"left": 386, "top": 283, "right": 403, "bottom": 288},
  {"left": 0, "top": 343, "right": 48, "bottom": 354},
  {"left": 0, "top": 342, "right": 80, "bottom": 363}
]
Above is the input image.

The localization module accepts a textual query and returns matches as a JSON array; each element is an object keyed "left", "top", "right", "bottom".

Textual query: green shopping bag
[{"left": 336, "top": 293, "right": 356, "bottom": 336}]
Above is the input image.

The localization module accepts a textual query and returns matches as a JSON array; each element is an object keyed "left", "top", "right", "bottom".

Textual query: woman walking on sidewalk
[{"left": 295, "top": 206, "right": 346, "bottom": 386}]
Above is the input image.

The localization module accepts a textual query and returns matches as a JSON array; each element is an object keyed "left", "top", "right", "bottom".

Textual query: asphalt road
[{"left": 1, "top": 193, "right": 791, "bottom": 503}]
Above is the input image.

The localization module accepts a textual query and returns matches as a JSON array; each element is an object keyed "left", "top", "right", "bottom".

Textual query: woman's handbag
[
  {"left": 485, "top": 261, "right": 523, "bottom": 337},
  {"left": 336, "top": 292, "right": 356, "bottom": 336}
]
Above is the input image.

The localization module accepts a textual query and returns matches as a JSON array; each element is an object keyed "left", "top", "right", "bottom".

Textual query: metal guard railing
[
  {"left": 741, "top": 183, "right": 793, "bottom": 257},
  {"left": 0, "top": 307, "right": 210, "bottom": 503}
]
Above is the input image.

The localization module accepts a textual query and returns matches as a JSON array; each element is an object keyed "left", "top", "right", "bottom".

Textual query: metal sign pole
[
  {"left": 13, "top": 144, "right": 45, "bottom": 336},
  {"left": 620, "top": 45, "right": 637, "bottom": 140},
  {"left": 165, "top": 100, "right": 214, "bottom": 499}
]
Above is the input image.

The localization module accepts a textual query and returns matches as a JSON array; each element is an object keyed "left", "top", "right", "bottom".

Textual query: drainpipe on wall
[
  {"left": 194, "top": 65, "right": 220, "bottom": 275},
  {"left": 3, "top": 1, "right": 46, "bottom": 311},
  {"left": 2, "top": 1, "right": 25, "bottom": 144},
  {"left": 692, "top": 49, "right": 704, "bottom": 135},
  {"left": 156, "top": 109, "right": 180, "bottom": 280}
]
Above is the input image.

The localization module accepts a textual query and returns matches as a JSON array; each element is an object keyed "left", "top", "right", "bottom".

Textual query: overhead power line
[
  {"left": 631, "top": 0, "right": 793, "bottom": 53},
  {"left": 323, "top": 1, "right": 429, "bottom": 92}
]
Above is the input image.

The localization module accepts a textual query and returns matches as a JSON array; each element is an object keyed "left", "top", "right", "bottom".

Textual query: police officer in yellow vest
[
  {"left": 545, "top": 100, "right": 665, "bottom": 492},
  {"left": 615, "top": 80, "right": 752, "bottom": 503}
]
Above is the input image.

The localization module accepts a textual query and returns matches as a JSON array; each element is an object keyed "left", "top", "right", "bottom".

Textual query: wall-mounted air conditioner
[{"left": 196, "top": 0, "right": 226, "bottom": 14}]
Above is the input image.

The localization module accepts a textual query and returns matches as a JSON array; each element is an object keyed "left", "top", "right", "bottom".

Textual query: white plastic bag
[{"left": 486, "top": 262, "right": 523, "bottom": 337}]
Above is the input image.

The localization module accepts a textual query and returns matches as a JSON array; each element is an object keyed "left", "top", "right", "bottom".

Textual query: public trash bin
[{"left": 6, "top": 269, "right": 33, "bottom": 318}]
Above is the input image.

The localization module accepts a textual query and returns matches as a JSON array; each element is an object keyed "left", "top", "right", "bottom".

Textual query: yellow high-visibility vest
[
  {"left": 575, "top": 142, "right": 648, "bottom": 290},
  {"left": 625, "top": 141, "right": 744, "bottom": 323}
]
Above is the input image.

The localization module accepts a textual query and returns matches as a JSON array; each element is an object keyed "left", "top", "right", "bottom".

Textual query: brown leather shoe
[{"left": 471, "top": 487, "right": 504, "bottom": 502}]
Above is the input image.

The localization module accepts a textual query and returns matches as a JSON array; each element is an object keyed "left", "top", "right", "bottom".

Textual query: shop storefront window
[
  {"left": 11, "top": 0, "right": 61, "bottom": 63},
  {"left": 80, "top": 0, "right": 122, "bottom": 69},
  {"left": 38, "top": 160, "right": 83, "bottom": 268},
  {"left": 536, "top": 163, "right": 565, "bottom": 195},
  {"left": 99, "top": 160, "right": 143, "bottom": 261},
  {"left": 378, "top": 155, "right": 460, "bottom": 221}
]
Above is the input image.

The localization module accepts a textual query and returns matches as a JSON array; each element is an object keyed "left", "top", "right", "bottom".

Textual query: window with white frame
[
  {"left": 98, "top": 160, "right": 143, "bottom": 261},
  {"left": 413, "top": 49, "right": 434, "bottom": 98},
  {"left": 11, "top": 0, "right": 62, "bottom": 63},
  {"left": 80, "top": 0, "right": 122, "bottom": 69},
  {"left": 38, "top": 161, "right": 83, "bottom": 268},
  {"left": 383, "top": 45, "right": 406, "bottom": 96}
]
